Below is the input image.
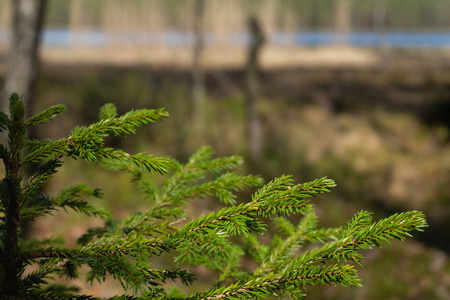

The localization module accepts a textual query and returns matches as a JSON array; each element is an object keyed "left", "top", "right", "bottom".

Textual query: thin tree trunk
[
  {"left": 0, "top": 0, "right": 12, "bottom": 30},
  {"left": 373, "top": 0, "right": 389, "bottom": 68},
  {"left": 245, "top": 16, "right": 265, "bottom": 167},
  {"left": 192, "top": 0, "right": 206, "bottom": 136},
  {"left": 334, "top": 0, "right": 352, "bottom": 45},
  {"left": 70, "top": 0, "right": 83, "bottom": 48},
  {"left": 2, "top": 0, "right": 47, "bottom": 115}
]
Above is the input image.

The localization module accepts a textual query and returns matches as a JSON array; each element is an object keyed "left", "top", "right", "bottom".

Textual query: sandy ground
[
  {"left": 0, "top": 44, "right": 381, "bottom": 71},
  {"left": 2, "top": 43, "right": 450, "bottom": 72},
  {"left": 42, "top": 45, "right": 380, "bottom": 69}
]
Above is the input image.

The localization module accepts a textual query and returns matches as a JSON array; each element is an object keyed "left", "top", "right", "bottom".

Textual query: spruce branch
[
  {"left": 52, "top": 184, "right": 111, "bottom": 221},
  {"left": 24, "top": 138, "right": 54, "bottom": 153},
  {"left": 24, "top": 138, "right": 70, "bottom": 163},
  {"left": 176, "top": 176, "right": 334, "bottom": 239},
  {"left": 160, "top": 147, "right": 246, "bottom": 200},
  {"left": 172, "top": 230, "right": 234, "bottom": 265},
  {"left": 25, "top": 104, "right": 66, "bottom": 127},
  {"left": 21, "top": 184, "right": 111, "bottom": 222},
  {"left": 294, "top": 211, "right": 427, "bottom": 268},
  {"left": 164, "top": 173, "right": 262, "bottom": 206},
  {"left": 0, "top": 111, "right": 9, "bottom": 133},
  {"left": 22, "top": 159, "right": 62, "bottom": 202},
  {"left": 252, "top": 212, "right": 324, "bottom": 277},
  {"left": 22, "top": 236, "right": 173, "bottom": 263},
  {"left": 73, "top": 106, "right": 168, "bottom": 138},
  {"left": 195, "top": 263, "right": 360, "bottom": 300},
  {"left": 23, "top": 105, "right": 172, "bottom": 174},
  {"left": 20, "top": 194, "right": 55, "bottom": 221},
  {"left": 99, "top": 103, "right": 118, "bottom": 120}
]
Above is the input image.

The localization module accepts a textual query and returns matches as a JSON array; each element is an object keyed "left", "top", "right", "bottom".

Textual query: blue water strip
[{"left": 1, "top": 29, "right": 450, "bottom": 48}]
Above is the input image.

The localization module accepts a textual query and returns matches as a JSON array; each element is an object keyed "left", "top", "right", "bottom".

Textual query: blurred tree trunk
[
  {"left": 2, "top": 0, "right": 47, "bottom": 115},
  {"left": 0, "top": 1, "right": 12, "bottom": 30},
  {"left": 2, "top": 0, "right": 47, "bottom": 241},
  {"left": 373, "top": 0, "right": 389, "bottom": 68},
  {"left": 69, "top": 0, "right": 83, "bottom": 47},
  {"left": 334, "top": 0, "right": 352, "bottom": 45},
  {"left": 192, "top": 0, "right": 206, "bottom": 136},
  {"left": 245, "top": 16, "right": 265, "bottom": 167}
]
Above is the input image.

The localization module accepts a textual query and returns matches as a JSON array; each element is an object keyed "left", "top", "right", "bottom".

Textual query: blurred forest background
[{"left": 1, "top": 0, "right": 450, "bottom": 299}]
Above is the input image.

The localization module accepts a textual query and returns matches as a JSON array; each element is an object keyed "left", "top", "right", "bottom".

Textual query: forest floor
[{"left": 0, "top": 44, "right": 449, "bottom": 299}]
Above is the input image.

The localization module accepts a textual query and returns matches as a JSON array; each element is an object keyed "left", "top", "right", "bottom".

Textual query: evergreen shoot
[{"left": 0, "top": 93, "right": 427, "bottom": 299}]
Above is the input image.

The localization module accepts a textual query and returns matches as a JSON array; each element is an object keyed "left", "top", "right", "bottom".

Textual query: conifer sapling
[{"left": 0, "top": 93, "right": 427, "bottom": 299}]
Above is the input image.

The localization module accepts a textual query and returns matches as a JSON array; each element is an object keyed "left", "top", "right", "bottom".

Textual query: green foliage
[{"left": 0, "top": 93, "right": 427, "bottom": 299}]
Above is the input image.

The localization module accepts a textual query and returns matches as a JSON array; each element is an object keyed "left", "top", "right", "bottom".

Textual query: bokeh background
[{"left": 1, "top": 0, "right": 450, "bottom": 298}]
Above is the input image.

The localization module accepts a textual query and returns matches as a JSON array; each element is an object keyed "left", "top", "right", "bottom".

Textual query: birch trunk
[{"left": 2, "top": 0, "right": 47, "bottom": 116}]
